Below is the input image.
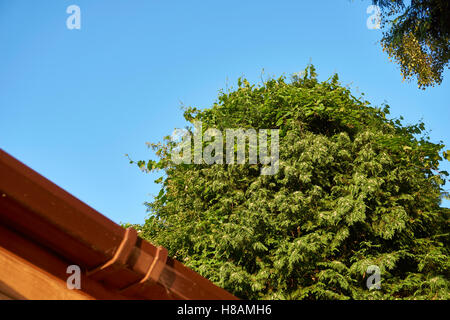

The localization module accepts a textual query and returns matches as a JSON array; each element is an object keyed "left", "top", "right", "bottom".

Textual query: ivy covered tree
[{"left": 131, "top": 65, "right": 449, "bottom": 299}]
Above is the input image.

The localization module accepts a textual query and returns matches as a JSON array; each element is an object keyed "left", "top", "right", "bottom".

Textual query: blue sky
[{"left": 1, "top": 0, "right": 448, "bottom": 224}]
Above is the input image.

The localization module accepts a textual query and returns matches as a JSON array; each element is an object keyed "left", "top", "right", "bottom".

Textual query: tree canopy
[
  {"left": 131, "top": 65, "right": 449, "bottom": 299},
  {"left": 372, "top": 0, "right": 450, "bottom": 88}
]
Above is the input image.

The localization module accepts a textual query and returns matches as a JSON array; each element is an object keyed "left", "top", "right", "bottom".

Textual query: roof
[{"left": 0, "top": 149, "right": 237, "bottom": 300}]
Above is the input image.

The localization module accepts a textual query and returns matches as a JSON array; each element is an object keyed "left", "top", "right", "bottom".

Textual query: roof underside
[{"left": 0, "top": 149, "right": 237, "bottom": 300}]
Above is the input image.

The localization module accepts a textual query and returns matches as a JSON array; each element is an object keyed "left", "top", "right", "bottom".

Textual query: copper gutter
[{"left": 0, "top": 149, "right": 237, "bottom": 300}]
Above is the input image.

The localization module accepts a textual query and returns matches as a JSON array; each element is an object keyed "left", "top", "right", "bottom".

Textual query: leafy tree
[
  {"left": 132, "top": 65, "right": 449, "bottom": 299},
  {"left": 372, "top": 0, "right": 450, "bottom": 88}
]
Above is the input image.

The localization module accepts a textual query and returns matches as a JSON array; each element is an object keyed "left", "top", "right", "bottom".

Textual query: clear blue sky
[{"left": 1, "top": 0, "right": 448, "bottom": 224}]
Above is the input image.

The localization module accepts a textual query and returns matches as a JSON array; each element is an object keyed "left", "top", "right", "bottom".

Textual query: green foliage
[
  {"left": 133, "top": 65, "right": 449, "bottom": 299},
  {"left": 373, "top": 0, "right": 450, "bottom": 88}
]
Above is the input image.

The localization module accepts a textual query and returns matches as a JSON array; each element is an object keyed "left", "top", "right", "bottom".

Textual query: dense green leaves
[{"left": 132, "top": 65, "right": 449, "bottom": 299}]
